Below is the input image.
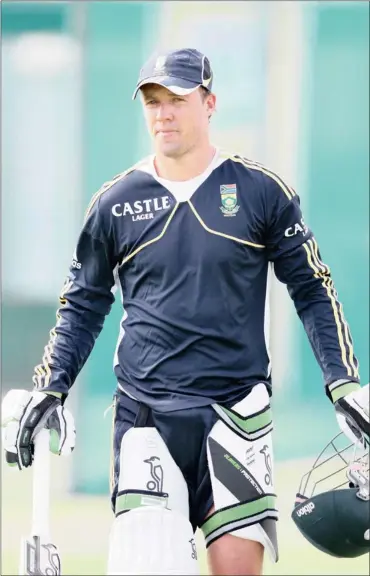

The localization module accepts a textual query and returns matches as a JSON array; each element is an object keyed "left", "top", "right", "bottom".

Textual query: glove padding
[
  {"left": 1, "top": 389, "right": 76, "bottom": 469},
  {"left": 335, "top": 383, "right": 369, "bottom": 448}
]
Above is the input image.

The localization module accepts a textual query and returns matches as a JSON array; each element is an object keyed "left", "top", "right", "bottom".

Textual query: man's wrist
[
  {"left": 44, "top": 391, "right": 63, "bottom": 399},
  {"left": 327, "top": 379, "right": 361, "bottom": 404},
  {"left": 33, "top": 389, "right": 67, "bottom": 405}
]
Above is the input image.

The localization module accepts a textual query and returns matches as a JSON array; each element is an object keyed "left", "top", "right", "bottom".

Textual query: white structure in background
[
  {"left": 264, "top": 2, "right": 307, "bottom": 392},
  {"left": 2, "top": 33, "right": 82, "bottom": 302},
  {"left": 153, "top": 1, "right": 307, "bottom": 393}
]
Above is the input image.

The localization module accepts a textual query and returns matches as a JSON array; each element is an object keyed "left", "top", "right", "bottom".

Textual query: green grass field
[{"left": 2, "top": 457, "right": 368, "bottom": 575}]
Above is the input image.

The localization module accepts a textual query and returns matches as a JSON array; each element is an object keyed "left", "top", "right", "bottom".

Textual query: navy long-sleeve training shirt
[{"left": 32, "top": 150, "right": 360, "bottom": 410}]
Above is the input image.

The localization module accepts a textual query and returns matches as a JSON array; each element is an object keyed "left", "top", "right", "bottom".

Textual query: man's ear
[{"left": 207, "top": 93, "right": 217, "bottom": 120}]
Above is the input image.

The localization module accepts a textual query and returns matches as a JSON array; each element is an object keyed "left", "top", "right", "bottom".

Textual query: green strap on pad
[
  {"left": 201, "top": 494, "right": 277, "bottom": 544},
  {"left": 115, "top": 490, "right": 169, "bottom": 517}
]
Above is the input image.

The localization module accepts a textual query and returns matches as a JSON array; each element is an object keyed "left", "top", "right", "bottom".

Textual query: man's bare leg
[{"left": 205, "top": 506, "right": 264, "bottom": 576}]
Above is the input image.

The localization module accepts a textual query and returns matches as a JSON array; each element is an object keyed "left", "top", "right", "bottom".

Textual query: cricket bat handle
[{"left": 32, "top": 428, "right": 50, "bottom": 538}]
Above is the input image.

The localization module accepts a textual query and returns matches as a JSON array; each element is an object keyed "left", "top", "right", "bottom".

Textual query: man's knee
[{"left": 207, "top": 531, "right": 264, "bottom": 576}]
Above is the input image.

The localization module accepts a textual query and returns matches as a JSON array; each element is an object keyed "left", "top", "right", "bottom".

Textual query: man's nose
[{"left": 156, "top": 103, "right": 173, "bottom": 121}]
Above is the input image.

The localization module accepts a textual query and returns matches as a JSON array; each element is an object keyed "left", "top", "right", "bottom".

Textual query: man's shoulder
[
  {"left": 219, "top": 150, "right": 296, "bottom": 201},
  {"left": 85, "top": 156, "right": 154, "bottom": 216},
  {"left": 220, "top": 150, "right": 281, "bottom": 181}
]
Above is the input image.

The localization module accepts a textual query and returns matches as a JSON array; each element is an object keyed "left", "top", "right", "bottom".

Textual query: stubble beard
[{"left": 156, "top": 137, "right": 198, "bottom": 160}]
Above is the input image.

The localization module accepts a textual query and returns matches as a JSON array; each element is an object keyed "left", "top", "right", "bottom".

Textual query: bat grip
[{"left": 32, "top": 428, "right": 50, "bottom": 538}]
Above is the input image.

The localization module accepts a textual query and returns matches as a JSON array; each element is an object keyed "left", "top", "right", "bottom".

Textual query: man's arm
[
  {"left": 32, "top": 194, "right": 118, "bottom": 401},
  {"left": 264, "top": 175, "right": 360, "bottom": 402},
  {"left": 1, "top": 194, "right": 118, "bottom": 469}
]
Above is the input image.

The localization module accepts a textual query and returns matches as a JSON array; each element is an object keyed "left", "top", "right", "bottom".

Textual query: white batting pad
[
  {"left": 206, "top": 385, "right": 278, "bottom": 562},
  {"left": 107, "top": 507, "right": 199, "bottom": 575},
  {"left": 117, "top": 427, "right": 189, "bottom": 519}
]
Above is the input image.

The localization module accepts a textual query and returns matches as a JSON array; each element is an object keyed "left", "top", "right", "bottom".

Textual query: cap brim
[{"left": 132, "top": 76, "right": 201, "bottom": 100}]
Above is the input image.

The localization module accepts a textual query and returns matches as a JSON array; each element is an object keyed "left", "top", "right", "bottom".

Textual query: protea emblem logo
[{"left": 220, "top": 184, "right": 239, "bottom": 217}]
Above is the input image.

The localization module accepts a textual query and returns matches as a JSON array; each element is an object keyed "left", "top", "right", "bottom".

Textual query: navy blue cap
[{"left": 132, "top": 48, "right": 213, "bottom": 100}]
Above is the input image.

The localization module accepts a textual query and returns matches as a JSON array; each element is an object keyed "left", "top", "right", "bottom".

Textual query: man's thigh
[
  {"left": 110, "top": 392, "right": 139, "bottom": 511},
  {"left": 111, "top": 392, "right": 190, "bottom": 517},
  {"left": 108, "top": 393, "right": 200, "bottom": 574},
  {"left": 201, "top": 383, "right": 279, "bottom": 573},
  {"left": 110, "top": 385, "right": 278, "bottom": 574},
  {"left": 151, "top": 402, "right": 218, "bottom": 531}
]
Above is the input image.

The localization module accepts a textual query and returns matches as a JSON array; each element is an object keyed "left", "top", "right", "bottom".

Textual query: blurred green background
[{"left": 1, "top": 2, "right": 369, "bottom": 574}]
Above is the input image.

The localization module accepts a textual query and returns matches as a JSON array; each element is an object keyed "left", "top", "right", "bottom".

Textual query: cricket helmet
[{"left": 291, "top": 432, "right": 369, "bottom": 558}]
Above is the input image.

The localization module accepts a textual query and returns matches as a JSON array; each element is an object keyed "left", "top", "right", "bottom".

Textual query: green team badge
[{"left": 220, "top": 184, "right": 240, "bottom": 216}]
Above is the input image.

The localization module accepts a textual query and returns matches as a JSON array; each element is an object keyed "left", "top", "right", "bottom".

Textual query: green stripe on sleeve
[{"left": 330, "top": 382, "right": 361, "bottom": 403}]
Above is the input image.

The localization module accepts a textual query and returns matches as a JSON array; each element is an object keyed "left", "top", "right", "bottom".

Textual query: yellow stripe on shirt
[
  {"left": 84, "top": 159, "right": 147, "bottom": 221},
  {"left": 302, "top": 240, "right": 355, "bottom": 378},
  {"left": 310, "top": 237, "right": 359, "bottom": 378},
  {"left": 223, "top": 152, "right": 296, "bottom": 201},
  {"left": 33, "top": 279, "right": 73, "bottom": 389}
]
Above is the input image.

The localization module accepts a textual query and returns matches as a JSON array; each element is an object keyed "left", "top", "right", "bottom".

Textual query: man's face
[{"left": 140, "top": 84, "right": 216, "bottom": 158}]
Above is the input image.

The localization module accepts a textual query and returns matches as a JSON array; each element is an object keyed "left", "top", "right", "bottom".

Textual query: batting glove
[
  {"left": 1, "top": 389, "right": 76, "bottom": 470},
  {"left": 333, "top": 382, "right": 369, "bottom": 448}
]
